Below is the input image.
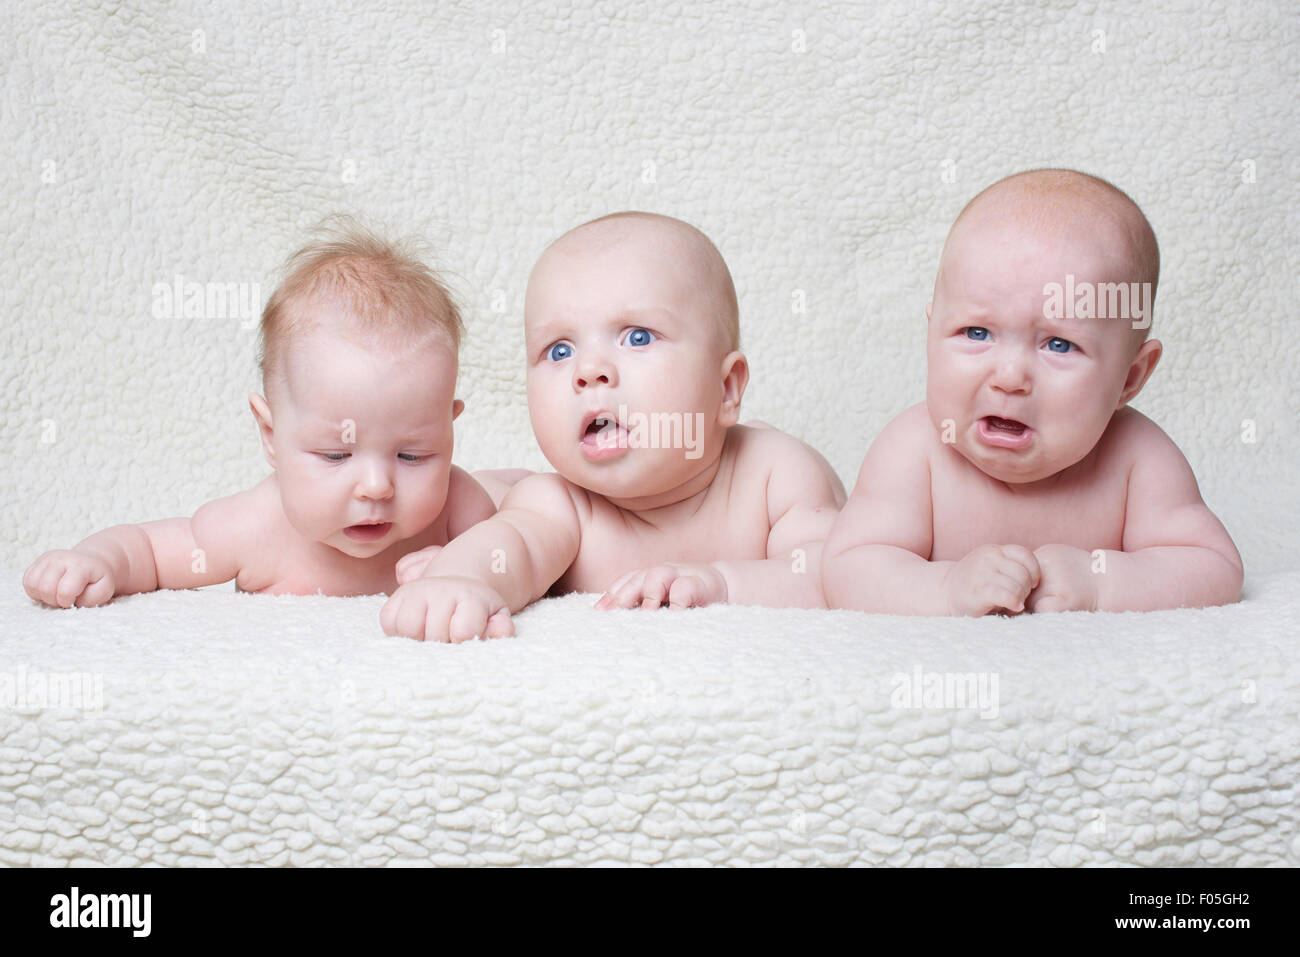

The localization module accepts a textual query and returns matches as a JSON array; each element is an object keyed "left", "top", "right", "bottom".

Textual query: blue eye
[
  {"left": 547, "top": 342, "right": 573, "bottom": 361},
  {"left": 1046, "top": 337, "right": 1074, "bottom": 353},
  {"left": 398, "top": 453, "right": 428, "bottom": 463},
  {"left": 964, "top": 327, "right": 990, "bottom": 341},
  {"left": 623, "top": 328, "right": 654, "bottom": 347},
  {"left": 319, "top": 452, "right": 349, "bottom": 462}
]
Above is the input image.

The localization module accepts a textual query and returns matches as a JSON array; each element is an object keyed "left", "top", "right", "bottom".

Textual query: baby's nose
[
  {"left": 356, "top": 463, "right": 395, "bottom": 498},
  {"left": 574, "top": 356, "right": 616, "bottom": 389},
  {"left": 990, "top": 353, "right": 1032, "bottom": 393}
]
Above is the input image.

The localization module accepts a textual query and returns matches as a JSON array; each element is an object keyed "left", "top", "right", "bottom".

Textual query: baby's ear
[
  {"left": 248, "top": 393, "right": 277, "bottom": 469},
  {"left": 925, "top": 301, "right": 933, "bottom": 322},
  {"left": 1117, "top": 339, "right": 1162, "bottom": 408},
  {"left": 717, "top": 351, "right": 749, "bottom": 427},
  {"left": 452, "top": 398, "right": 465, "bottom": 421}
]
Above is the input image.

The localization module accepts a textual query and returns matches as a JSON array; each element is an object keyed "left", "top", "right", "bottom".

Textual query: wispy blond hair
[{"left": 258, "top": 216, "right": 464, "bottom": 390}]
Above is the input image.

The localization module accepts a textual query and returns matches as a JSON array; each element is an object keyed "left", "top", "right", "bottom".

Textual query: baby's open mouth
[
  {"left": 977, "top": 415, "right": 1034, "bottom": 449},
  {"left": 579, "top": 412, "right": 629, "bottom": 458},
  {"left": 983, "top": 415, "right": 1028, "bottom": 435},
  {"left": 344, "top": 521, "right": 392, "bottom": 542}
]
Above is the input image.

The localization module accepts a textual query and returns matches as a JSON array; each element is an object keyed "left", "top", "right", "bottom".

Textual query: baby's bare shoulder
[
  {"left": 1098, "top": 407, "right": 1208, "bottom": 510},
  {"left": 192, "top": 476, "right": 281, "bottom": 547},
  {"left": 501, "top": 471, "right": 590, "bottom": 525},
  {"left": 892, "top": 402, "right": 941, "bottom": 447},
  {"left": 729, "top": 423, "right": 846, "bottom": 511},
  {"left": 730, "top": 423, "right": 830, "bottom": 474},
  {"left": 861, "top": 402, "right": 937, "bottom": 470},
  {"left": 1098, "top": 407, "right": 1185, "bottom": 471},
  {"left": 188, "top": 477, "right": 285, "bottom": 590}
]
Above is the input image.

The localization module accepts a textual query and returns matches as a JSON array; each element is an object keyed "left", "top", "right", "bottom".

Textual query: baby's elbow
[
  {"left": 1197, "top": 548, "right": 1243, "bottom": 607},
  {"left": 1220, "top": 554, "right": 1244, "bottom": 605}
]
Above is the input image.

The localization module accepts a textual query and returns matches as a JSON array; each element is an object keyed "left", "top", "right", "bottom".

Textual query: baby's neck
[
  {"left": 601, "top": 444, "right": 728, "bottom": 516},
  {"left": 984, "top": 447, "right": 1098, "bottom": 496}
]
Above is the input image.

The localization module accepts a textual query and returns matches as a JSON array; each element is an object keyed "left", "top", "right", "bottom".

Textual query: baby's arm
[
  {"left": 711, "top": 434, "right": 845, "bottom": 608},
  {"left": 1031, "top": 419, "right": 1242, "bottom": 613},
  {"left": 23, "top": 490, "right": 260, "bottom": 607},
  {"left": 822, "top": 406, "right": 1039, "bottom": 615},
  {"left": 380, "top": 472, "right": 582, "bottom": 641}
]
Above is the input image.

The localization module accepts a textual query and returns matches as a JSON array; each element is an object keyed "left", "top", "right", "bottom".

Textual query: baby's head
[
  {"left": 926, "top": 169, "right": 1162, "bottom": 484},
  {"left": 250, "top": 218, "right": 465, "bottom": 557},
  {"left": 524, "top": 211, "right": 747, "bottom": 504}
]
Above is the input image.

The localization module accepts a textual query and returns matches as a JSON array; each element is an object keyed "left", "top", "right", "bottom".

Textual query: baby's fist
[
  {"left": 596, "top": 563, "right": 729, "bottom": 611},
  {"left": 1025, "top": 544, "right": 1100, "bottom": 614},
  {"left": 23, "top": 550, "right": 117, "bottom": 608},
  {"left": 944, "top": 544, "right": 1041, "bottom": 616},
  {"left": 380, "top": 576, "right": 514, "bottom": 643}
]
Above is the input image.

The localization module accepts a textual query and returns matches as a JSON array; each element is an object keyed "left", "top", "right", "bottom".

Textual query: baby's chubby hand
[
  {"left": 380, "top": 576, "right": 514, "bottom": 642},
  {"left": 394, "top": 545, "right": 442, "bottom": 585},
  {"left": 943, "top": 544, "right": 1041, "bottom": 616},
  {"left": 1025, "top": 544, "right": 1100, "bottom": 613},
  {"left": 23, "top": 550, "right": 117, "bottom": 608},
  {"left": 596, "top": 563, "right": 729, "bottom": 611}
]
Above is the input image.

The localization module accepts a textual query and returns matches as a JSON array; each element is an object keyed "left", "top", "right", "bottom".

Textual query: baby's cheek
[{"left": 416, "top": 464, "right": 454, "bottom": 515}]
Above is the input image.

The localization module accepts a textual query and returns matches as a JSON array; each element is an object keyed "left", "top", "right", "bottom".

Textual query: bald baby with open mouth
[
  {"left": 823, "top": 168, "right": 1242, "bottom": 616},
  {"left": 383, "top": 212, "right": 846, "bottom": 642}
]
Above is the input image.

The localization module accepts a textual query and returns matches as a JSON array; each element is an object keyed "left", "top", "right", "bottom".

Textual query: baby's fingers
[
  {"left": 75, "top": 572, "right": 115, "bottom": 608},
  {"left": 606, "top": 570, "right": 654, "bottom": 610},
  {"left": 382, "top": 591, "right": 443, "bottom": 641},
  {"left": 483, "top": 608, "right": 515, "bottom": 640},
  {"left": 448, "top": 601, "right": 491, "bottom": 644},
  {"left": 25, "top": 558, "right": 70, "bottom": 606},
  {"left": 996, "top": 560, "right": 1038, "bottom": 597},
  {"left": 595, "top": 570, "right": 638, "bottom": 609},
  {"left": 1000, "top": 545, "right": 1042, "bottom": 588},
  {"left": 637, "top": 566, "right": 678, "bottom": 609},
  {"left": 54, "top": 566, "right": 94, "bottom": 609},
  {"left": 667, "top": 574, "right": 710, "bottom": 609},
  {"left": 980, "top": 572, "right": 1033, "bottom": 615},
  {"left": 22, "top": 560, "right": 55, "bottom": 604}
]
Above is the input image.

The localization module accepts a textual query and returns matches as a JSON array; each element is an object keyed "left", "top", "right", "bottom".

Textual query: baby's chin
[
  {"left": 324, "top": 536, "right": 392, "bottom": 560},
  {"left": 550, "top": 450, "right": 703, "bottom": 502},
  {"left": 956, "top": 434, "right": 1088, "bottom": 486}
]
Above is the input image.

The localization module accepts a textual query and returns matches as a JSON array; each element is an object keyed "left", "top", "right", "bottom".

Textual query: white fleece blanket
[
  {"left": 2, "top": 1, "right": 1297, "bottom": 865},
  {"left": 2, "top": 559, "right": 1298, "bottom": 867}
]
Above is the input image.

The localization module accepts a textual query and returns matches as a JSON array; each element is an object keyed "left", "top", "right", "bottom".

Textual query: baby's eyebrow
[
  {"left": 613, "top": 306, "right": 676, "bottom": 326},
  {"left": 1036, "top": 313, "right": 1099, "bottom": 338},
  {"left": 525, "top": 313, "right": 572, "bottom": 345}
]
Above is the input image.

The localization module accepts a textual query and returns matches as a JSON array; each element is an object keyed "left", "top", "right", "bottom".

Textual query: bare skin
[
  {"left": 24, "top": 299, "right": 494, "bottom": 606},
  {"left": 823, "top": 170, "right": 1242, "bottom": 616},
  {"left": 382, "top": 213, "right": 845, "bottom": 642}
]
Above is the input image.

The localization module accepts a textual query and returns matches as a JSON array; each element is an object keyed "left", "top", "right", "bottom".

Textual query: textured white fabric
[
  {"left": 2, "top": 562, "right": 1297, "bottom": 866},
  {"left": 1, "top": 0, "right": 1296, "bottom": 865}
]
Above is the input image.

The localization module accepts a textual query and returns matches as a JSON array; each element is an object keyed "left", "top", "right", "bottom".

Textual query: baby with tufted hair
[
  {"left": 823, "top": 169, "right": 1242, "bottom": 616},
  {"left": 23, "top": 219, "right": 494, "bottom": 606},
  {"left": 382, "top": 211, "right": 846, "bottom": 641}
]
